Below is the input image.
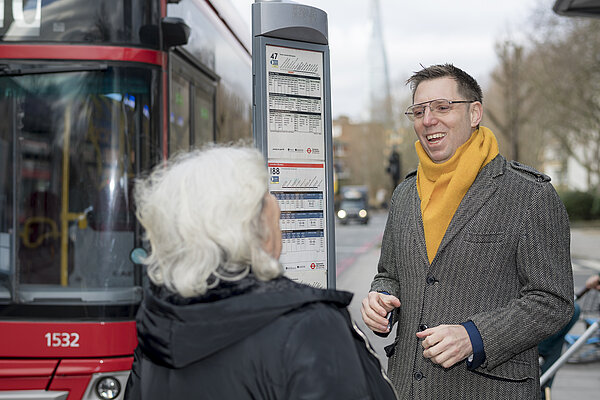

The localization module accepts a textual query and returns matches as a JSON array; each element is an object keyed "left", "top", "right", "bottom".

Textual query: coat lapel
[
  {"left": 431, "top": 155, "right": 505, "bottom": 266},
  {"left": 410, "top": 181, "right": 430, "bottom": 267}
]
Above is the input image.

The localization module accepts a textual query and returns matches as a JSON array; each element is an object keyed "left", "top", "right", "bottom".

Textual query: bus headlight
[
  {"left": 337, "top": 210, "right": 347, "bottom": 219},
  {"left": 358, "top": 209, "right": 368, "bottom": 218},
  {"left": 96, "top": 376, "right": 121, "bottom": 399}
]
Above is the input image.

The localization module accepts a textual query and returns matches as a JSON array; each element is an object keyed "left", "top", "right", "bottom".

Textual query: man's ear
[{"left": 470, "top": 102, "right": 483, "bottom": 128}]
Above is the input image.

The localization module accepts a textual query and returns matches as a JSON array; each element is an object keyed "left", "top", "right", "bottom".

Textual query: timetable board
[
  {"left": 253, "top": 2, "right": 334, "bottom": 288},
  {"left": 265, "top": 46, "right": 328, "bottom": 288}
]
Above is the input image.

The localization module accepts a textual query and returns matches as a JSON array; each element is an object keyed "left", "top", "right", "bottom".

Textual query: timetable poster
[
  {"left": 266, "top": 45, "right": 324, "bottom": 161},
  {"left": 268, "top": 161, "right": 327, "bottom": 288}
]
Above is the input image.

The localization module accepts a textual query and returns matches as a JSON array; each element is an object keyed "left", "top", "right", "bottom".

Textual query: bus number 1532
[{"left": 44, "top": 332, "right": 80, "bottom": 347}]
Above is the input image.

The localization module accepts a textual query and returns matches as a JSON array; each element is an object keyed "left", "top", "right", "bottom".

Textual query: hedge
[{"left": 558, "top": 190, "right": 600, "bottom": 221}]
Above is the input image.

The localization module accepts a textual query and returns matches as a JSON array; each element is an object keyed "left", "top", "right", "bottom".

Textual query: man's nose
[{"left": 422, "top": 107, "right": 437, "bottom": 125}]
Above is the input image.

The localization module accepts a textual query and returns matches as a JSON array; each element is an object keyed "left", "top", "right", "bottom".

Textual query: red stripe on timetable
[{"left": 268, "top": 163, "right": 324, "bottom": 168}]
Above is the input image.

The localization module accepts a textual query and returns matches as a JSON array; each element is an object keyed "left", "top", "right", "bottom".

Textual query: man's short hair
[{"left": 406, "top": 64, "right": 483, "bottom": 104}]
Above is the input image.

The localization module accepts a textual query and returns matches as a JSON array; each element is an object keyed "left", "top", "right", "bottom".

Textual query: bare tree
[
  {"left": 486, "top": 41, "right": 533, "bottom": 164},
  {"left": 486, "top": 38, "right": 554, "bottom": 171},
  {"left": 525, "top": 14, "right": 600, "bottom": 192}
]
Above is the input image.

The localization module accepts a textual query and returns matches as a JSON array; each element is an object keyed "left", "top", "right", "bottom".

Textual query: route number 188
[{"left": 44, "top": 332, "right": 80, "bottom": 347}]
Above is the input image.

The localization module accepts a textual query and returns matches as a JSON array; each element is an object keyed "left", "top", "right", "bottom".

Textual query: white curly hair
[{"left": 134, "top": 144, "right": 283, "bottom": 297}]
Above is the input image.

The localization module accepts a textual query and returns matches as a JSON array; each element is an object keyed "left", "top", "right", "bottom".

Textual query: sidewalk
[
  {"left": 571, "top": 227, "right": 600, "bottom": 272},
  {"left": 336, "top": 242, "right": 393, "bottom": 366},
  {"left": 336, "top": 227, "right": 600, "bottom": 399}
]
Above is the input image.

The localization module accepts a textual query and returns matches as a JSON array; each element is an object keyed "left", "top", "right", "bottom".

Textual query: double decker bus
[{"left": 0, "top": 0, "right": 252, "bottom": 398}]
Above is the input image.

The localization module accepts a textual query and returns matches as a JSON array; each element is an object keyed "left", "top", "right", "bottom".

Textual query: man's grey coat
[{"left": 371, "top": 155, "right": 574, "bottom": 399}]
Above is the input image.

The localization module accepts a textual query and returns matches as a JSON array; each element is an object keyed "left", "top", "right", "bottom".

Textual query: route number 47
[{"left": 44, "top": 332, "right": 80, "bottom": 347}]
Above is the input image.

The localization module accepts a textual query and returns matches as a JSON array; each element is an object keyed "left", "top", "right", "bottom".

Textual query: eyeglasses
[{"left": 404, "top": 99, "right": 476, "bottom": 121}]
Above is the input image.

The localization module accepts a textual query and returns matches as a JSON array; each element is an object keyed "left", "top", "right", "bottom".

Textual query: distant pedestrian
[
  {"left": 125, "top": 145, "right": 397, "bottom": 400},
  {"left": 585, "top": 272, "right": 600, "bottom": 291},
  {"left": 540, "top": 271, "right": 599, "bottom": 397},
  {"left": 360, "top": 64, "right": 574, "bottom": 399}
]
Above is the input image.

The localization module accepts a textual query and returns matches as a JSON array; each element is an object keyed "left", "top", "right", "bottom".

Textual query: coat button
[
  {"left": 426, "top": 276, "right": 436, "bottom": 285},
  {"left": 419, "top": 324, "right": 428, "bottom": 331},
  {"left": 414, "top": 371, "right": 424, "bottom": 381}
]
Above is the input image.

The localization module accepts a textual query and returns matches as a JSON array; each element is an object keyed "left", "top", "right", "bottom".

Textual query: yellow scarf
[{"left": 416, "top": 126, "right": 499, "bottom": 263}]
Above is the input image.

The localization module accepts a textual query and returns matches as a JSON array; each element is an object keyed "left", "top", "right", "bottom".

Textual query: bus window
[
  {"left": 193, "top": 82, "right": 215, "bottom": 145},
  {"left": 0, "top": 64, "right": 160, "bottom": 307},
  {"left": 0, "top": 0, "right": 160, "bottom": 48},
  {"left": 0, "top": 91, "right": 13, "bottom": 300},
  {"left": 169, "top": 73, "right": 190, "bottom": 154},
  {"left": 168, "top": 0, "right": 252, "bottom": 144},
  {"left": 169, "top": 52, "right": 217, "bottom": 153}
]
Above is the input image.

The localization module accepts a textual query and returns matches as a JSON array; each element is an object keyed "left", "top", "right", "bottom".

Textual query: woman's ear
[{"left": 260, "top": 194, "right": 282, "bottom": 260}]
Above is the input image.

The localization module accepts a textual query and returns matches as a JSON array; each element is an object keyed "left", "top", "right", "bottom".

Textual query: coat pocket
[
  {"left": 463, "top": 231, "right": 505, "bottom": 243},
  {"left": 476, "top": 358, "right": 534, "bottom": 382}
]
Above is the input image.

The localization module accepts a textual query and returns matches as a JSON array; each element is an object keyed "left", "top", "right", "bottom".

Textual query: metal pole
[
  {"left": 60, "top": 104, "right": 71, "bottom": 286},
  {"left": 540, "top": 320, "right": 600, "bottom": 386},
  {"left": 11, "top": 93, "right": 18, "bottom": 302}
]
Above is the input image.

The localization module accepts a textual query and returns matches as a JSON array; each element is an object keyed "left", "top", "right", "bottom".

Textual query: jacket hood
[{"left": 135, "top": 275, "right": 353, "bottom": 368}]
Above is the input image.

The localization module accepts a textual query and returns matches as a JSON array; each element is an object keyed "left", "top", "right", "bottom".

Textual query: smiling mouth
[{"left": 426, "top": 133, "right": 446, "bottom": 142}]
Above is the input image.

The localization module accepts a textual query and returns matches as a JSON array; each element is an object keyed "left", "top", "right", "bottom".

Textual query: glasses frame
[{"left": 404, "top": 99, "right": 476, "bottom": 121}]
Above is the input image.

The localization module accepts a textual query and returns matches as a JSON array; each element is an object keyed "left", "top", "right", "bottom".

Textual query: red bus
[{"left": 0, "top": 0, "right": 252, "bottom": 398}]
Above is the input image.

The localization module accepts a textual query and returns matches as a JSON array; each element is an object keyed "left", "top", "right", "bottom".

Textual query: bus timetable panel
[{"left": 252, "top": 1, "right": 335, "bottom": 289}]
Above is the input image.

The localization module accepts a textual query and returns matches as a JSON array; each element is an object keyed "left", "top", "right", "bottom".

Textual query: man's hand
[
  {"left": 361, "top": 291, "right": 401, "bottom": 333},
  {"left": 416, "top": 324, "right": 472, "bottom": 368}
]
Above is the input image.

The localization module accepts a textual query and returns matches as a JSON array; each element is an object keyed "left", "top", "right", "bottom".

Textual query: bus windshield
[{"left": 0, "top": 64, "right": 159, "bottom": 310}]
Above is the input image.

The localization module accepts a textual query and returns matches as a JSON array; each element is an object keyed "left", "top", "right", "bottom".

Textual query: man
[{"left": 361, "top": 64, "right": 574, "bottom": 399}]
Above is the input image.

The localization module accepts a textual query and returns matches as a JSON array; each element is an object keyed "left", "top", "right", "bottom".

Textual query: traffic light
[{"left": 387, "top": 150, "right": 401, "bottom": 188}]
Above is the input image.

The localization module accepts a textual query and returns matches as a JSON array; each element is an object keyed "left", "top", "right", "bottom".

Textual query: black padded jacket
[{"left": 124, "top": 274, "right": 397, "bottom": 400}]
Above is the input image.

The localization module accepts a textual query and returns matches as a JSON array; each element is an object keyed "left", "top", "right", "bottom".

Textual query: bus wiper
[{"left": 0, "top": 64, "right": 108, "bottom": 77}]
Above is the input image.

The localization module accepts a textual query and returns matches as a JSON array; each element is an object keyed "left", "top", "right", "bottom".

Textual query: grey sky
[{"left": 231, "top": 0, "right": 549, "bottom": 120}]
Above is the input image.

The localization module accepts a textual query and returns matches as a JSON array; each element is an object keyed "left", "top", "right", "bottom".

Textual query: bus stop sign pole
[{"left": 252, "top": 0, "right": 336, "bottom": 289}]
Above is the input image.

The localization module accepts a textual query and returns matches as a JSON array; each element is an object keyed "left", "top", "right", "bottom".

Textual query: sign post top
[{"left": 252, "top": 0, "right": 328, "bottom": 45}]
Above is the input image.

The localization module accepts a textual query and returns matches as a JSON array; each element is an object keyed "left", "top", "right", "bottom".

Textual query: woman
[{"left": 125, "top": 145, "right": 397, "bottom": 400}]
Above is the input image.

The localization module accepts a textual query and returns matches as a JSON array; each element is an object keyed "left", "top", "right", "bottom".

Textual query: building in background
[
  {"left": 543, "top": 141, "right": 596, "bottom": 192},
  {"left": 332, "top": 117, "right": 394, "bottom": 208}
]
